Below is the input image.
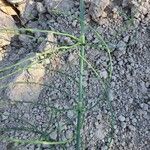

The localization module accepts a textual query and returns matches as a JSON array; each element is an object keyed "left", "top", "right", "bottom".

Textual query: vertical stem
[{"left": 76, "top": 0, "right": 85, "bottom": 149}]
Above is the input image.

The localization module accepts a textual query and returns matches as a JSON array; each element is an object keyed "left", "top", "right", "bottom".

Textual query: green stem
[
  {"left": 50, "top": 9, "right": 113, "bottom": 80},
  {"left": 0, "top": 28, "right": 79, "bottom": 42},
  {"left": 76, "top": 0, "right": 85, "bottom": 149},
  {"left": 0, "top": 43, "right": 80, "bottom": 83},
  {"left": 0, "top": 42, "right": 79, "bottom": 74},
  {"left": 0, "top": 137, "right": 72, "bottom": 145}
]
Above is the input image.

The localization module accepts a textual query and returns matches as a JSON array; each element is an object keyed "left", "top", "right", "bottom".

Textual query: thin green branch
[
  {"left": 0, "top": 43, "right": 80, "bottom": 83},
  {"left": 50, "top": 8, "right": 113, "bottom": 79},
  {"left": 0, "top": 42, "right": 79, "bottom": 74},
  {"left": 0, "top": 28, "right": 79, "bottom": 42},
  {"left": 78, "top": 53, "right": 106, "bottom": 90},
  {"left": 0, "top": 137, "right": 72, "bottom": 145}
]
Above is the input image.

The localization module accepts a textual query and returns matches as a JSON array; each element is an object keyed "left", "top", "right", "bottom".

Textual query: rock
[
  {"left": 100, "top": 69, "right": 108, "bottom": 79},
  {"left": 0, "top": 48, "right": 5, "bottom": 61},
  {"left": 95, "top": 121, "right": 108, "bottom": 140},
  {"left": 112, "top": 7, "right": 118, "bottom": 14},
  {"left": 36, "top": 2, "right": 46, "bottom": 13},
  {"left": 129, "top": 98, "right": 133, "bottom": 103},
  {"left": 132, "top": 118, "right": 137, "bottom": 124},
  {"left": 67, "top": 110, "right": 74, "bottom": 119},
  {"left": 93, "top": 37, "right": 99, "bottom": 44},
  {"left": 21, "top": 1, "right": 37, "bottom": 22},
  {"left": 9, "top": 53, "right": 19, "bottom": 61},
  {"left": 5, "top": 1, "right": 32, "bottom": 23},
  {"left": 140, "top": 81, "right": 147, "bottom": 94},
  {"left": 108, "top": 43, "right": 116, "bottom": 51},
  {"left": 63, "top": 37, "right": 73, "bottom": 45},
  {"left": 0, "top": 143, "right": 7, "bottom": 150},
  {"left": 118, "top": 115, "right": 126, "bottom": 122},
  {"left": 112, "top": 7, "right": 119, "bottom": 19},
  {"left": 6, "top": 0, "right": 25, "bottom": 4},
  {"left": 0, "top": 0, "right": 18, "bottom": 15},
  {"left": 0, "top": 11, "right": 16, "bottom": 47},
  {"left": 123, "top": 35, "right": 130, "bottom": 42},
  {"left": 67, "top": 53, "right": 75, "bottom": 62},
  {"left": 6, "top": 53, "right": 45, "bottom": 102},
  {"left": 115, "top": 41, "right": 127, "bottom": 56},
  {"left": 44, "top": 0, "right": 73, "bottom": 13},
  {"left": 2, "top": 111, "right": 10, "bottom": 120},
  {"left": 19, "top": 34, "right": 31, "bottom": 43},
  {"left": 72, "top": 20, "right": 78, "bottom": 27},
  {"left": 16, "top": 0, "right": 27, "bottom": 17},
  {"left": 122, "top": 122, "right": 127, "bottom": 129},
  {"left": 101, "top": 145, "right": 108, "bottom": 150},
  {"left": 89, "top": 0, "right": 110, "bottom": 22},
  {"left": 101, "top": 11, "right": 107, "bottom": 18},
  {"left": 122, "top": 0, "right": 130, "bottom": 8},
  {"left": 129, "top": 125, "right": 136, "bottom": 131},
  {"left": 18, "top": 47, "right": 26, "bottom": 55},
  {"left": 37, "top": 33, "right": 57, "bottom": 57},
  {"left": 140, "top": 103, "right": 148, "bottom": 111},
  {"left": 108, "top": 89, "right": 114, "bottom": 101},
  {"left": 50, "top": 131, "right": 57, "bottom": 140},
  {"left": 139, "top": 6, "right": 148, "bottom": 15},
  {"left": 66, "top": 130, "right": 72, "bottom": 138},
  {"left": 117, "top": 41, "right": 127, "bottom": 51}
]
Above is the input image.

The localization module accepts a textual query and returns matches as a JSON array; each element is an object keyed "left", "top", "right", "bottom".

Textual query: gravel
[{"left": 0, "top": 0, "right": 150, "bottom": 149}]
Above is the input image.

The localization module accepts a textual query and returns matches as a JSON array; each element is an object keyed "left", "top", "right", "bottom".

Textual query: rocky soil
[{"left": 0, "top": 0, "right": 150, "bottom": 150}]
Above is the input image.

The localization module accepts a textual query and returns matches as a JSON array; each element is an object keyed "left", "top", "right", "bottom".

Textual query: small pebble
[
  {"left": 118, "top": 115, "right": 126, "bottom": 122},
  {"left": 100, "top": 69, "right": 108, "bottom": 79},
  {"left": 36, "top": 2, "right": 46, "bottom": 13}
]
